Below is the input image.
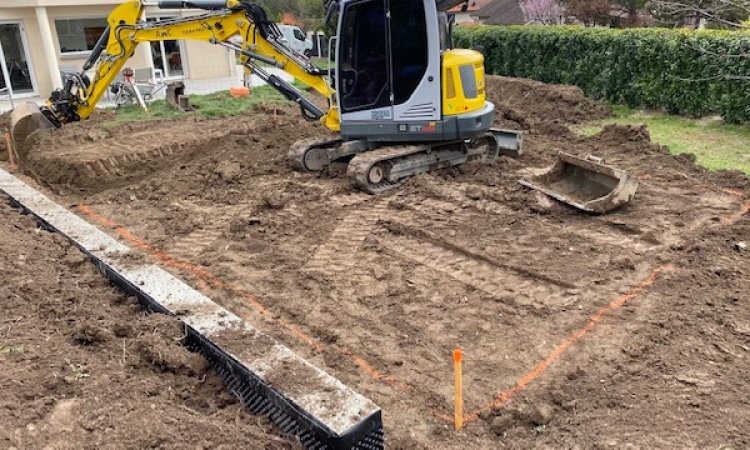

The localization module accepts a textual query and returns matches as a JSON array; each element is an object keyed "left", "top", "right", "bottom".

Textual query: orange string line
[{"left": 77, "top": 204, "right": 411, "bottom": 390}]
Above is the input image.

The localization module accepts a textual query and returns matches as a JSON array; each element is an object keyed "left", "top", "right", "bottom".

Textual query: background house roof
[
  {"left": 474, "top": 0, "right": 526, "bottom": 25},
  {"left": 448, "top": 0, "right": 493, "bottom": 13}
]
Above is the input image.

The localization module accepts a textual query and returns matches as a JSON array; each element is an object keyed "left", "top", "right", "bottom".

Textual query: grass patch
[
  {"left": 311, "top": 57, "right": 332, "bottom": 69},
  {"left": 101, "top": 84, "right": 297, "bottom": 129},
  {"left": 573, "top": 107, "right": 750, "bottom": 176}
]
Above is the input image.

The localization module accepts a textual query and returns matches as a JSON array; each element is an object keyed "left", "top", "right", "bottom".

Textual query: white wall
[{"left": 0, "top": 2, "right": 234, "bottom": 99}]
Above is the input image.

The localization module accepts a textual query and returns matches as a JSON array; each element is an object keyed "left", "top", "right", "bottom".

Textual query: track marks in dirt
[
  {"left": 27, "top": 120, "right": 260, "bottom": 192},
  {"left": 422, "top": 180, "right": 513, "bottom": 216},
  {"left": 305, "top": 199, "right": 390, "bottom": 272},
  {"left": 379, "top": 223, "right": 572, "bottom": 310},
  {"left": 380, "top": 234, "right": 521, "bottom": 299},
  {"left": 462, "top": 263, "right": 676, "bottom": 423},
  {"left": 170, "top": 227, "right": 224, "bottom": 257}
]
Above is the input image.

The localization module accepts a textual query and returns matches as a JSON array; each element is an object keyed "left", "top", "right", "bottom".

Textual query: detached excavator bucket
[
  {"left": 9, "top": 102, "right": 57, "bottom": 161},
  {"left": 519, "top": 153, "right": 639, "bottom": 214},
  {"left": 165, "top": 81, "right": 195, "bottom": 112}
]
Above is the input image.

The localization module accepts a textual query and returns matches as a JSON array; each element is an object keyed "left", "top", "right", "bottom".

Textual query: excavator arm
[{"left": 38, "top": 0, "right": 339, "bottom": 132}]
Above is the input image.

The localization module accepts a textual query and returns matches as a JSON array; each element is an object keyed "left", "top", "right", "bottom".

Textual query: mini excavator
[{"left": 9, "top": 0, "right": 637, "bottom": 209}]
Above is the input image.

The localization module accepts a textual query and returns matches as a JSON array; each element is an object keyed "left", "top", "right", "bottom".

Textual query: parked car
[{"left": 277, "top": 24, "right": 314, "bottom": 56}]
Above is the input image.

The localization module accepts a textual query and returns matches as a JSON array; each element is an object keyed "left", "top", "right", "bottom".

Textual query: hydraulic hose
[
  {"left": 157, "top": 0, "right": 228, "bottom": 10},
  {"left": 83, "top": 25, "right": 111, "bottom": 71}
]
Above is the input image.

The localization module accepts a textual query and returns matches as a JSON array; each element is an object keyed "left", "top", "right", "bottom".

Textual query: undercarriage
[{"left": 288, "top": 129, "right": 523, "bottom": 194}]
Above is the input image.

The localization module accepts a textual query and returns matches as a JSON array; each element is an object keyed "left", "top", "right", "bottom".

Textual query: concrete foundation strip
[{"left": 0, "top": 168, "right": 383, "bottom": 450}]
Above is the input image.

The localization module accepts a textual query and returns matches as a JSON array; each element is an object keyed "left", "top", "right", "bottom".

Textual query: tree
[
  {"left": 615, "top": 0, "right": 648, "bottom": 16},
  {"left": 251, "top": 0, "right": 327, "bottom": 30},
  {"left": 612, "top": 0, "right": 648, "bottom": 25},
  {"left": 519, "top": 0, "right": 566, "bottom": 24},
  {"left": 648, "top": 1, "right": 749, "bottom": 28},
  {"left": 564, "top": 0, "right": 649, "bottom": 26},
  {"left": 565, "top": 0, "right": 611, "bottom": 25},
  {"left": 647, "top": 1, "right": 750, "bottom": 86}
]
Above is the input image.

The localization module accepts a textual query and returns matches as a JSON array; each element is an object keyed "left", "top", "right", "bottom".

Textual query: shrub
[{"left": 454, "top": 25, "right": 750, "bottom": 123}]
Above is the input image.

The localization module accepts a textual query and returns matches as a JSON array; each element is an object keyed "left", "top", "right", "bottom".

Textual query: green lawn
[
  {"left": 102, "top": 84, "right": 296, "bottom": 129},
  {"left": 311, "top": 57, "right": 331, "bottom": 69},
  {"left": 573, "top": 106, "right": 750, "bottom": 176}
]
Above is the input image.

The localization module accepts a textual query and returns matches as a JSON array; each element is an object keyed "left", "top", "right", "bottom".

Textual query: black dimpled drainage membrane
[
  {"left": 103, "top": 260, "right": 385, "bottom": 450},
  {"left": 5, "top": 197, "right": 384, "bottom": 450}
]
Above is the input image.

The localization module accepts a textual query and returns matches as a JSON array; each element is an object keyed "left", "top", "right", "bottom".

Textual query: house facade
[{"left": 0, "top": 0, "right": 237, "bottom": 99}]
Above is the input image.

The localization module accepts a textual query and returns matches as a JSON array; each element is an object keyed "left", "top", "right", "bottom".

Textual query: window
[
  {"left": 338, "top": 0, "right": 390, "bottom": 113},
  {"left": 0, "top": 23, "right": 34, "bottom": 93},
  {"left": 147, "top": 17, "right": 185, "bottom": 79},
  {"left": 293, "top": 28, "right": 305, "bottom": 41},
  {"left": 390, "top": 0, "right": 428, "bottom": 105},
  {"left": 55, "top": 18, "right": 107, "bottom": 53}
]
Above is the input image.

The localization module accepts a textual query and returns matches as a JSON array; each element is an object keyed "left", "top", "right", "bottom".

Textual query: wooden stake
[
  {"left": 453, "top": 348, "right": 464, "bottom": 431},
  {"left": 5, "top": 131, "right": 16, "bottom": 171}
]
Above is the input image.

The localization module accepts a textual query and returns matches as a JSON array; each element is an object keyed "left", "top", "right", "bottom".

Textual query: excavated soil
[
  {"left": 2, "top": 75, "right": 749, "bottom": 448},
  {"left": 0, "top": 202, "right": 297, "bottom": 449}
]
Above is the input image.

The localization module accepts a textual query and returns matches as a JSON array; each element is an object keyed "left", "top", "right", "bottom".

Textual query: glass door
[
  {"left": 0, "top": 23, "right": 35, "bottom": 94},
  {"left": 147, "top": 17, "right": 185, "bottom": 80},
  {"left": 150, "top": 40, "right": 185, "bottom": 79}
]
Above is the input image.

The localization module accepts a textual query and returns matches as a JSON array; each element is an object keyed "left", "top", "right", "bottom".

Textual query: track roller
[{"left": 287, "top": 137, "right": 343, "bottom": 172}]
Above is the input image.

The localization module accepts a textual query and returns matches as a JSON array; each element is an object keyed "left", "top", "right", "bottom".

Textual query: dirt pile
[
  {"left": 0, "top": 201, "right": 297, "bottom": 449},
  {"left": 486, "top": 75, "right": 611, "bottom": 132},
  {"left": 19, "top": 106, "right": 325, "bottom": 195},
  {"left": 3, "top": 76, "right": 749, "bottom": 448}
]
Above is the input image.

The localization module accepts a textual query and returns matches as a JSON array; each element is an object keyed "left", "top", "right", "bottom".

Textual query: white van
[{"left": 277, "top": 24, "right": 314, "bottom": 56}]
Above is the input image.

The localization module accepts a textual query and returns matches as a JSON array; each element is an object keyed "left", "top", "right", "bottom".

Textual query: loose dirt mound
[
  {"left": 486, "top": 75, "right": 611, "bottom": 132},
  {"left": 17, "top": 107, "right": 324, "bottom": 195},
  {"left": 4, "top": 76, "right": 749, "bottom": 448},
  {"left": 0, "top": 201, "right": 297, "bottom": 449}
]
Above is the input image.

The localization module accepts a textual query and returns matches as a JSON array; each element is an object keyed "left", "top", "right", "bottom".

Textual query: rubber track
[
  {"left": 287, "top": 137, "right": 343, "bottom": 172},
  {"left": 346, "top": 145, "right": 427, "bottom": 194}
]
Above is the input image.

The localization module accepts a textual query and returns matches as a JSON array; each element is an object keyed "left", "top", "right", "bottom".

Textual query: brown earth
[
  {"left": 0, "top": 201, "right": 297, "bottom": 449},
  {"left": 2, "top": 75, "right": 749, "bottom": 448}
]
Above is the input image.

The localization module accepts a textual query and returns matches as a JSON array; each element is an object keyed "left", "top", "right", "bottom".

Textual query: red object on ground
[{"left": 230, "top": 86, "right": 251, "bottom": 97}]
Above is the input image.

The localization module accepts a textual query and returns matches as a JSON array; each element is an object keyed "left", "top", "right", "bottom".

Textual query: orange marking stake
[{"left": 453, "top": 348, "right": 464, "bottom": 431}]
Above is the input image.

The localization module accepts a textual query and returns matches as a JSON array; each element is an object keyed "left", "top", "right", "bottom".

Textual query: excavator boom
[{"left": 10, "top": 0, "right": 339, "bottom": 152}]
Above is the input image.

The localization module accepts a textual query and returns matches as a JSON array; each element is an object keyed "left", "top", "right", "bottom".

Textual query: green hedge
[{"left": 454, "top": 26, "right": 750, "bottom": 123}]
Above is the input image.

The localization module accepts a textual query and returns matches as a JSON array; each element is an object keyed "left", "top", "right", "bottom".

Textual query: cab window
[
  {"left": 338, "top": 0, "right": 390, "bottom": 113},
  {"left": 390, "top": 0, "right": 428, "bottom": 105}
]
